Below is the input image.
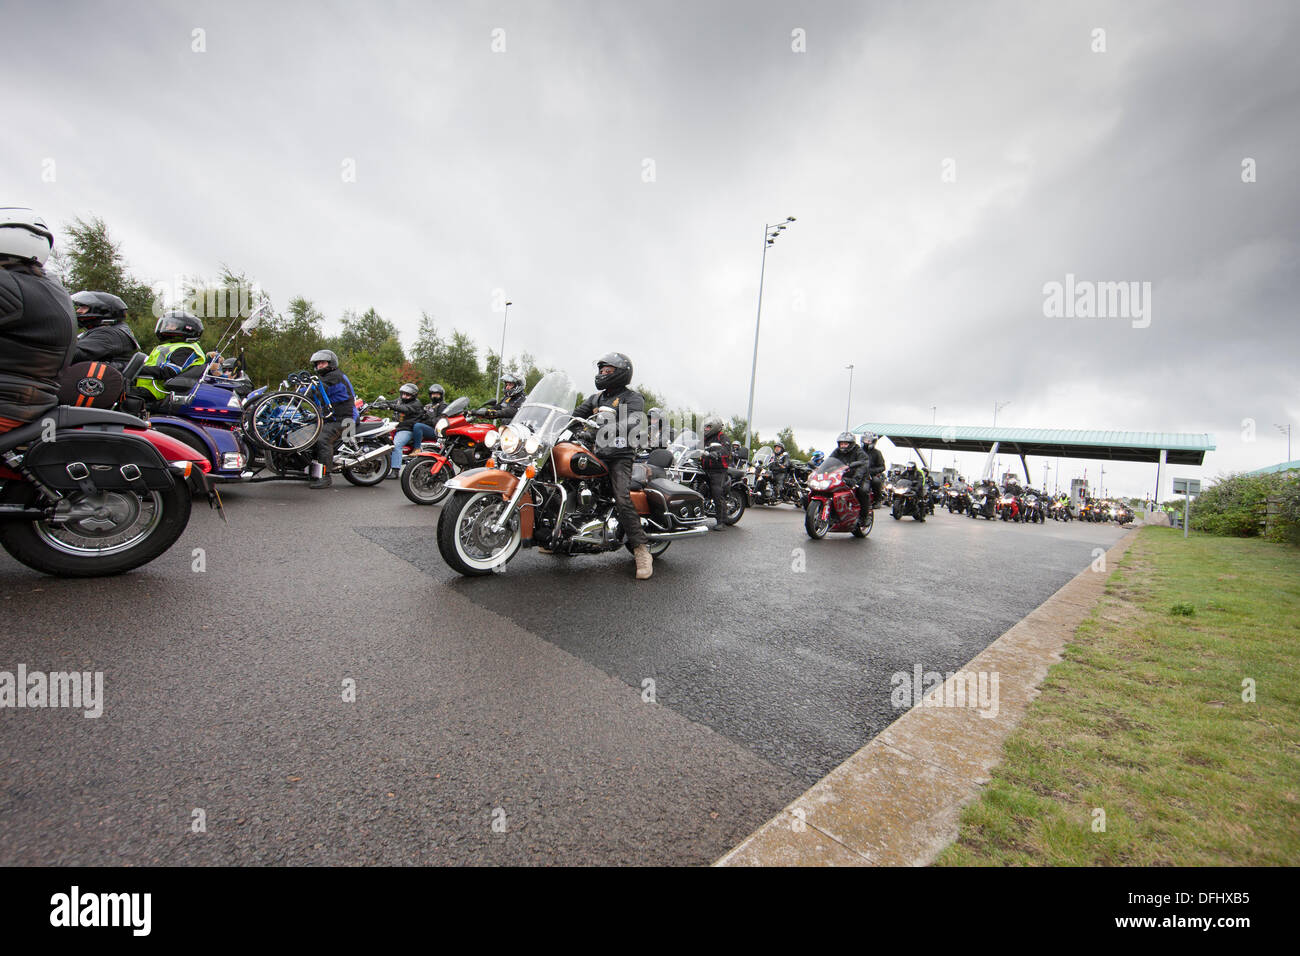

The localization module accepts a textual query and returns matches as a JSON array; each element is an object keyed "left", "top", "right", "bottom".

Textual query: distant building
[{"left": 1242, "top": 460, "right": 1300, "bottom": 477}]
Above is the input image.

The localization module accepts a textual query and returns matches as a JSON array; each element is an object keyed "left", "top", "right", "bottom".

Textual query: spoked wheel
[
  {"left": 852, "top": 502, "right": 874, "bottom": 537},
  {"left": 342, "top": 446, "right": 389, "bottom": 486},
  {"left": 0, "top": 479, "right": 192, "bottom": 577},
  {"left": 437, "top": 492, "right": 522, "bottom": 576},
  {"left": 804, "top": 501, "right": 829, "bottom": 539},
  {"left": 401, "top": 457, "right": 454, "bottom": 505},
  {"left": 246, "top": 391, "right": 322, "bottom": 452},
  {"left": 722, "top": 487, "right": 746, "bottom": 525}
]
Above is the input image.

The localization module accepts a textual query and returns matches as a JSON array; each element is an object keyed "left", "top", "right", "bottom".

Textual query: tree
[
  {"left": 410, "top": 312, "right": 444, "bottom": 382},
  {"left": 339, "top": 308, "right": 403, "bottom": 359},
  {"left": 60, "top": 216, "right": 155, "bottom": 342},
  {"left": 776, "top": 426, "right": 806, "bottom": 460},
  {"left": 438, "top": 331, "right": 482, "bottom": 396}
]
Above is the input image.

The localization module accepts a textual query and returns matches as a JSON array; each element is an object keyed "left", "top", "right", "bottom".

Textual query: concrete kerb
[{"left": 715, "top": 528, "right": 1141, "bottom": 867}]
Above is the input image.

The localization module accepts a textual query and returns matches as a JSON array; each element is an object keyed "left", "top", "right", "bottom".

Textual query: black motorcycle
[
  {"left": 668, "top": 435, "right": 746, "bottom": 525},
  {"left": 969, "top": 483, "right": 999, "bottom": 519},
  {"left": 889, "top": 476, "right": 927, "bottom": 521}
]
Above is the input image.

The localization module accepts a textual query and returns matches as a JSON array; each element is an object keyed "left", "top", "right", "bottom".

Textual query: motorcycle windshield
[
  {"left": 812, "top": 458, "right": 848, "bottom": 478},
  {"left": 442, "top": 396, "right": 469, "bottom": 417},
  {"left": 512, "top": 371, "right": 579, "bottom": 444},
  {"left": 669, "top": 430, "right": 702, "bottom": 459},
  {"left": 753, "top": 445, "right": 775, "bottom": 466}
]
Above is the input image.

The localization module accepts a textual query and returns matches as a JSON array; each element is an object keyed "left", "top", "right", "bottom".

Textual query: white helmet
[{"left": 0, "top": 207, "right": 54, "bottom": 265}]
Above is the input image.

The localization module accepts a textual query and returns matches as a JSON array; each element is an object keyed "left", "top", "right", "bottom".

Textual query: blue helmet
[{"left": 810, "top": 450, "right": 825, "bottom": 466}]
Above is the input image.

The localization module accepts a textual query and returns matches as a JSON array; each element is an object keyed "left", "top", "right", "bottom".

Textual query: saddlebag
[
  {"left": 645, "top": 478, "right": 707, "bottom": 524},
  {"left": 22, "top": 431, "right": 175, "bottom": 492}
]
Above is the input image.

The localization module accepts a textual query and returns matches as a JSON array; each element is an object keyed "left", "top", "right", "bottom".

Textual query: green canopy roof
[{"left": 853, "top": 423, "right": 1215, "bottom": 465}]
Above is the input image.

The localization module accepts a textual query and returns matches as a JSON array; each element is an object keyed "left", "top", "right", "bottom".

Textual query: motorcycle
[
  {"left": 242, "top": 372, "right": 395, "bottom": 485},
  {"left": 398, "top": 397, "right": 498, "bottom": 505},
  {"left": 1050, "top": 499, "right": 1074, "bottom": 521},
  {"left": 436, "top": 372, "right": 710, "bottom": 576},
  {"left": 1021, "top": 491, "right": 1045, "bottom": 524},
  {"left": 0, "top": 404, "right": 216, "bottom": 577},
  {"left": 803, "top": 459, "right": 872, "bottom": 539},
  {"left": 889, "top": 476, "right": 927, "bottom": 521},
  {"left": 666, "top": 432, "right": 746, "bottom": 525},
  {"left": 997, "top": 490, "right": 1022, "bottom": 522},
  {"left": 969, "top": 482, "right": 999, "bottom": 519},
  {"left": 945, "top": 486, "right": 971, "bottom": 514}
]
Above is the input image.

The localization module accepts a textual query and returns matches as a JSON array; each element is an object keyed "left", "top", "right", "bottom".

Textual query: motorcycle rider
[
  {"left": 809, "top": 450, "right": 825, "bottom": 468},
  {"left": 861, "top": 433, "right": 888, "bottom": 507},
  {"left": 132, "top": 310, "right": 206, "bottom": 407},
  {"left": 731, "top": 440, "right": 749, "bottom": 463},
  {"left": 769, "top": 441, "right": 793, "bottom": 500},
  {"left": 69, "top": 290, "right": 141, "bottom": 370},
  {"left": 0, "top": 207, "right": 76, "bottom": 436},
  {"left": 307, "top": 349, "right": 357, "bottom": 489},
  {"left": 410, "top": 383, "right": 448, "bottom": 446},
  {"left": 572, "top": 352, "right": 653, "bottom": 579},
  {"left": 700, "top": 416, "right": 732, "bottom": 530},
  {"left": 479, "top": 372, "right": 525, "bottom": 423},
  {"left": 383, "top": 382, "right": 424, "bottom": 477},
  {"left": 831, "top": 432, "right": 872, "bottom": 524},
  {"left": 900, "top": 460, "right": 928, "bottom": 521},
  {"left": 646, "top": 407, "right": 675, "bottom": 449}
]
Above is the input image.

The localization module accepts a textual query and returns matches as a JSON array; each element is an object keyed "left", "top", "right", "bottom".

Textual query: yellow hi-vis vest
[{"left": 135, "top": 342, "right": 206, "bottom": 399}]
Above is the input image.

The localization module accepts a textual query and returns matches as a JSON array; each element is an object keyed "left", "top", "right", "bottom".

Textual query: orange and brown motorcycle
[{"left": 435, "top": 371, "right": 710, "bottom": 576}]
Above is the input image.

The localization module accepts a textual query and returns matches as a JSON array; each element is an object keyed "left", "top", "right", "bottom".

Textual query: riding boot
[{"left": 633, "top": 544, "right": 653, "bottom": 580}]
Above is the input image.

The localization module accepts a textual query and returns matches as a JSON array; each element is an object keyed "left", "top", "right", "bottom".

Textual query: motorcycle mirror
[{"left": 376, "top": 395, "right": 387, "bottom": 402}]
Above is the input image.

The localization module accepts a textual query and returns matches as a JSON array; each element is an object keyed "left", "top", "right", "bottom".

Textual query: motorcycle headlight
[
  {"left": 498, "top": 426, "right": 520, "bottom": 455},
  {"left": 435, "top": 417, "right": 449, "bottom": 436},
  {"left": 524, "top": 435, "right": 541, "bottom": 455},
  {"left": 483, "top": 429, "right": 499, "bottom": 449}
]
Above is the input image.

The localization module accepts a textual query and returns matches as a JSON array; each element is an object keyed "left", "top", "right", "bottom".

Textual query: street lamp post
[
  {"left": 494, "top": 300, "right": 513, "bottom": 403},
  {"left": 744, "top": 217, "right": 796, "bottom": 453},
  {"left": 1277, "top": 422, "right": 1293, "bottom": 461},
  {"left": 845, "top": 364, "right": 854, "bottom": 433},
  {"left": 993, "top": 400, "right": 1011, "bottom": 482}
]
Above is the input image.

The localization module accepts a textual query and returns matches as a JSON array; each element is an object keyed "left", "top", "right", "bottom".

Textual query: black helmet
[
  {"left": 155, "top": 309, "right": 203, "bottom": 343},
  {"left": 310, "top": 349, "right": 338, "bottom": 373},
  {"left": 835, "top": 431, "right": 856, "bottom": 457},
  {"left": 428, "top": 383, "right": 444, "bottom": 400},
  {"left": 71, "top": 290, "right": 128, "bottom": 329},
  {"left": 702, "top": 416, "right": 724, "bottom": 438},
  {"left": 593, "top": 351, "right": 632, "bottom": 391},
  {"left": 773, "top": 442, "right": 785, "bottom": 454},
  {"left": 500, "top": 372, "right": 524, "bottom": 396},
  {"left": 399, "top": 382, "right": 418, "bottom": 398}
]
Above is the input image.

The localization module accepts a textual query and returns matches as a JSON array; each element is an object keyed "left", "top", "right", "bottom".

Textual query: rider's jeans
[{"left": 391, "top": 429, "right": 414, "bottom": 468}]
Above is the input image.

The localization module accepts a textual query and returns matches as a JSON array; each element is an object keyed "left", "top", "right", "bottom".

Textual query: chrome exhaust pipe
[
  {"left": 645, "top": 527, "right": 710, "bottom": 541},
  {"left": 336, "top": 443, "right": 393, "bottom": 467}
]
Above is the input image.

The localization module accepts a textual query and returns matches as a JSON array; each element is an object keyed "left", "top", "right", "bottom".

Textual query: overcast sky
[{"left": 5, "top": 0, "right": 1297, "bottom": 497}]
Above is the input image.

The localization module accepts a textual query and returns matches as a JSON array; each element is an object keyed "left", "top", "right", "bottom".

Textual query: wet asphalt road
[{"left": 0, "top": 481, "right": 1126, "bottom": 865}]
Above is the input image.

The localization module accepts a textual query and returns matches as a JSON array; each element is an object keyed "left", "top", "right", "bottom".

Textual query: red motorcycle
[
  {"left": 399, "top": 397, "right": 499, "bottom": 505},
  {"left": 0, "top": 405, "right": 216, "bottom": 576},
  {"left": 803, "top": 459, "right": 873, "bottom": 539}
]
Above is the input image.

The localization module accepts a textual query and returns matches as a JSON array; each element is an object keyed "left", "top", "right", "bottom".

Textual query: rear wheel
[
  {"left": 401, "top": 457, "right": 454, "bottom": 505},
  {"left": 0, "top": 478, "right": 192, "bottom": 577},
  {"left": 804, "top": 501, "right": 829, "bottom": 539},
  {"left": 626, "top": 539, "right": 671, "bottom": 557},
  {"left": 342, "top": 445, "right": 389, "bottom": 486}
]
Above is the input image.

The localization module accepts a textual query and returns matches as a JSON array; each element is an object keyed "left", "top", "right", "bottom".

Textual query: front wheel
[
  {"left": 401, "top": 457, "right": 454, "bottom": 505},
  {"left": 804, "top": 501, "right": 829, "bottom": 539},
  {"left": 892, "top": 501, "right": 902, "bottom": 520},
  {"left": 0, "top": 478, "right": 192, "bottom": 577},
  {"left": 437, "top": 491, "right": 522, "bottom": 576}
]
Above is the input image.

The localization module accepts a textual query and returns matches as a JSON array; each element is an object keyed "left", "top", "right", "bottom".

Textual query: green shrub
[{"left": 1192, "top": 471, "right": 1300, "bottom": 543}]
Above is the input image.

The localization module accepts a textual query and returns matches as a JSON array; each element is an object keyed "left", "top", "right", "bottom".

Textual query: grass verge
[{"left": 937, "top": 526, "right": 1300, "bottom": 865}]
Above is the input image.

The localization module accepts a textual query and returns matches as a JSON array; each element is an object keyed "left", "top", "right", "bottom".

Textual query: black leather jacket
[
  {"left": 71, "top": 321, "right": 140, "bottom": 370},
  {"left": 0, "top": 266, "right": 77, "bottom": 431},
  {"left": 482, "top": 390, "right": 524, "bottom": 422},
  {"left": 573, "top": 386, "right": 645, "bottom": 460},
  {"left": 387, "top": 396, "right": 424, "bottom": 430}
]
